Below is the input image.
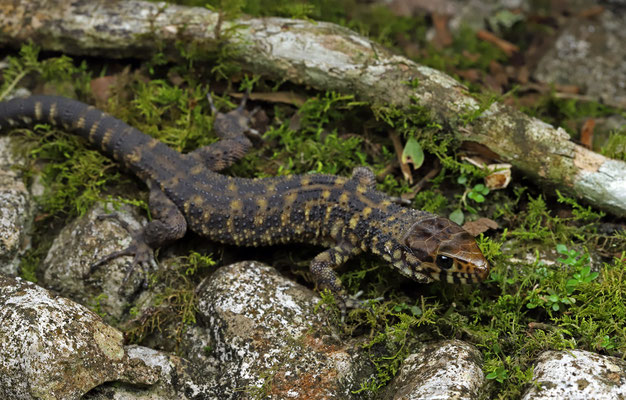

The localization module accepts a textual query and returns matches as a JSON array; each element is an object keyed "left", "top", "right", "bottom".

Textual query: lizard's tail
[{"left": 0, "top": 95, "right": 181, "bottom": 180}]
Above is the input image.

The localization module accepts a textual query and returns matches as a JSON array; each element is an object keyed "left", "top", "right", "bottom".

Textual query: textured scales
[{"left": 0, "top": 94, "right": 489, "bottom": 309}]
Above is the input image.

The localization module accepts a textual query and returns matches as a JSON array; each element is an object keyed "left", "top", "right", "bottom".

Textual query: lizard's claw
[{"left": 88, "top": 213, "right": 157, "bottom": 291}]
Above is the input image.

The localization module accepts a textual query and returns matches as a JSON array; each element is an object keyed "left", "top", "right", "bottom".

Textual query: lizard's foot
[{"left": 88, "top": 213, "right": 156, "bottom": 290}]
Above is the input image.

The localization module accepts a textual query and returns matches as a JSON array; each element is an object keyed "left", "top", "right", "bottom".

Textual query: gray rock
[
  {"left": 534, "top": 9, "right": 626, "bottom": 109},
  {"left": 194, "top": 261, "right": 376, "bottom": 400},
  {"left": 84, "top": 345, "right": 220, "bottom": 399},
  {"left": 41, "top": 202, "right": 149, "bottom": 319},
  {"left": 449, "top": 0, "right": 528, "bottom": 33},
  {"left": 0, "top": 137, "right": 32, "bottom": 276},
  {"left": 0, "top": 274, "right": 159, "bottom": 400},
  {"left": 522, "top": 349, "right": 626, "bottom": 400},
  {"left": 382, "top": 340, "right": 484, "bottom": 400}
]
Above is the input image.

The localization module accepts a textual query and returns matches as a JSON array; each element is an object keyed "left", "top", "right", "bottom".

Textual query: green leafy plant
[
  {"left": 486, "top": 364, "right": 509, "bottom": 384},
  {"left": 467, "top": 183, "right": 490, "bottom": 203},
  {"left": 556, "top": 245, "right": 599, "bottom": 294},
  {"left": 401, "top": 136, "right": 424, "bottom": 169},
  {"left": 449, "top": 173, "right": 491, "bottom": 223},
  {"left": 526, "top": 287, "right": 575, "bottom": 312}
]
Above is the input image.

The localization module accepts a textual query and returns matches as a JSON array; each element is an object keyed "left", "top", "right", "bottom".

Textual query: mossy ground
[{"left": 1, "top": 2, "right": 625, "bottom": 398}]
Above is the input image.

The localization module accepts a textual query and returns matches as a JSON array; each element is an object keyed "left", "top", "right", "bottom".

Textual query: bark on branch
[{"left": 1, "top": 0, "right": 625, "bottom": 216}]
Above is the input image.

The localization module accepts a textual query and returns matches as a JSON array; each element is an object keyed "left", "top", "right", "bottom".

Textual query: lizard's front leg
[
  {"left": 310, "top": 242, "right": 363, "bottom": 319},
  {"left": 90, "top": 181, "right": 187, "bottom": 284}
]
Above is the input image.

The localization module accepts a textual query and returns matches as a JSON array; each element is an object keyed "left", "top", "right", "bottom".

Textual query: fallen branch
[{"left": 1, "top": 0, "right": 625, "bottom": 216}]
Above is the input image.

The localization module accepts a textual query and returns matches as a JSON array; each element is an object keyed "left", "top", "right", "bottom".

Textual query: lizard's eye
[{"left": 436, "top": 255, "right": 454, "bottom": 270}]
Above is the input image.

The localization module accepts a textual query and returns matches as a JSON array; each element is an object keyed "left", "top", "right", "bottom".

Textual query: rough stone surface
[
  {"left": 41, "top": 202, "right": 150, "bottom": 319},
  {"left": 0, "top": 136, "right": 31, "bottom": 276},
  {"left": 522, "top": 349, "right": 626, "bottom": 400},
  {"left": 0, "top": 274, "right": 159, "bottom": 400},
  {"left": 534, "top": 9, "right": 626, "bottom": 109},
  {"left": 194, "top": 261, "right": 376, "bottom": 400},
  {"left": 382, "top": 340, "right": 484, "bottom": 400},
  {"left": 84, "top": 345, "right": 219, "bottom": 399}
]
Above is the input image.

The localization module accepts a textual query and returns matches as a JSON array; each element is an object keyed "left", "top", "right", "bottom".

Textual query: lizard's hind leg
[{"left": 89, "top": 181, "right": 187, "bottom": 286}]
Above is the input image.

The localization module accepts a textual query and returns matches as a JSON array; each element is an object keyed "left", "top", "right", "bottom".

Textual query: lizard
[{"left": 0, "top": 93, "right": 490, "bottom": 311}]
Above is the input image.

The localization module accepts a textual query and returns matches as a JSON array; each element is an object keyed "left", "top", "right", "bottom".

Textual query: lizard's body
[{"left": 0, "top": 94, "right": 489, "bottom": 306}]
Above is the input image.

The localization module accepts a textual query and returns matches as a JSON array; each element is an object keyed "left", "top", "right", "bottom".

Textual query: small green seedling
[{"left": 468, "top": 183, "right": 490, "bottom": 203}]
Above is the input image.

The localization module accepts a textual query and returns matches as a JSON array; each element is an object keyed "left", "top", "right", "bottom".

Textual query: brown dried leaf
[
  {"left": 580, "top": 119, "right": 595, "bottom": 149},
  {"left": 432, "top": 13, "right": 453, "bottom": 48},
  {"left": 578, "top": 5, "right": 604, "bottom": 18},
  {"left": 90, "top": 76, "right": 117, "bottom": 104},
  {"left": 463, "top": 218, "right": 499, "bottom": 236},
  {"left": 457, "top": 69, "right": 482, "bottom": 82},
  {"left": 485, "top": 163, "right": 512, "bottom": 190}
]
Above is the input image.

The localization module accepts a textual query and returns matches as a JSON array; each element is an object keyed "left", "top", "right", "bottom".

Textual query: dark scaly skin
[{"left": 0, "top": 94, "right": 490, "bottom": 309}]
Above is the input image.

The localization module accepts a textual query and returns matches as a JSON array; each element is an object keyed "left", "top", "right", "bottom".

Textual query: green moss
[
  {"left": 18, "top": 127, "right": 124, "bottom": 217},
  {"left": 520, "top": 94, "right": 621, "bottom": 138},
  {"left": 0, "top": 43, "right": 91, "bottom": 101},
  {"left": 124, "top": 251, "right": 216, "bottom": 348},
  {"left": 601, "top": 127, "right": 626, "bottom": 161}
]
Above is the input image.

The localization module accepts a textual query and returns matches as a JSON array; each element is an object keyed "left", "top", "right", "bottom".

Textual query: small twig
[
  {"left": 476, "top": 30, "right": 519, "bottom": 56},
  {"left": 401, "top": 160, "right": 441, "bottom": 201},
  {"left": 388, "top": 130, "right": 413, "bottom": 184}
]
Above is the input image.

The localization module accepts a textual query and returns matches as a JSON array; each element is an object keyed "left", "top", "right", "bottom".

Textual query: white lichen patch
[
  {"left": 0, "top": 137, "right": 31, "bottom": 275},
  {"left": 574, "top": 157, "right": 626, "bottom": 221},
  {"left": 522, "top": 350, "right": 626, "bottom": 400},
  {"left": 384, "top": 340, "right": 484, "bottom": 400},
  {"left": 415, "top": 64, "right": 465, "bottom": 91}
]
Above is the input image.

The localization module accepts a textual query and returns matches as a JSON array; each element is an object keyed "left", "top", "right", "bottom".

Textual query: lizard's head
[{"left": 395, "top": 215, "right": 490, "bottom": 284}]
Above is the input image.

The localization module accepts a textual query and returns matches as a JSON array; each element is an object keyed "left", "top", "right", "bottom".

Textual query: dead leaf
[
  {"left": 485, "top": 163, "right": 512, "bottom": 190},
  {"left": 432, "top": 13, "right": 453, "bottom": 48},
  {"left": 578, "top": 6, "right": 604, "bottom": 18},
  {"left": 580, "top": 119, "right": 595, "bottom": 149},
  {"left": 456, "top": 69, "right": 481, "bottom": 82},
  {"left": 463, "top": 218, "right": 499, "bottom": 236},
  {"left": 90, "top": 76, "right": 117, "bottom": 104}
]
